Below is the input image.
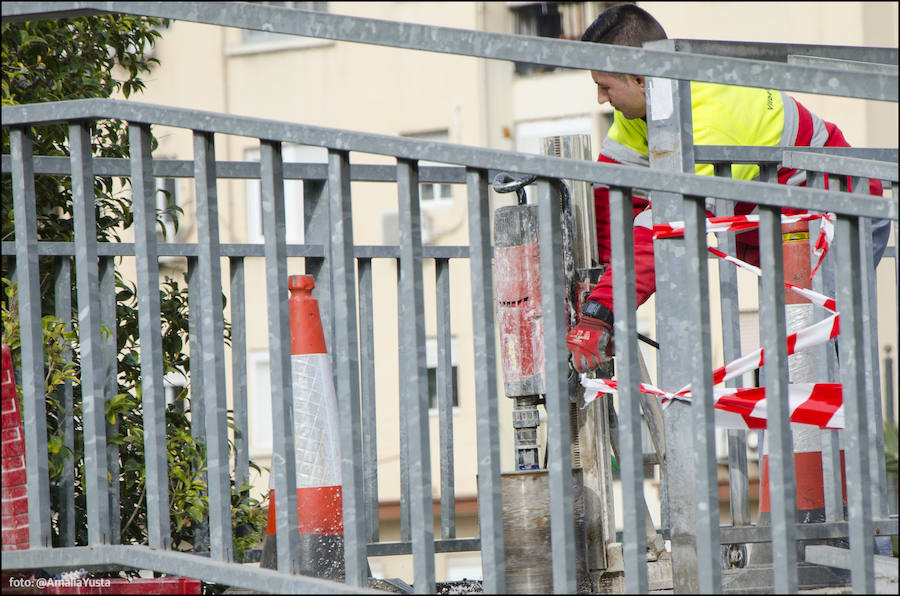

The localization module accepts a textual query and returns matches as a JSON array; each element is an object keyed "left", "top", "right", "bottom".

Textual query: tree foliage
[{"left": 1, "top": 15, "right": 266, "bottom": 562}]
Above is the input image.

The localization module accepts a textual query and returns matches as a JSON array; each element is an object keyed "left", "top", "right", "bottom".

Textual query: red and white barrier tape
[
  {"left": 653, "top": 211, "right": 834, "bottom": 279},
  {"left": 583, "top": 212, "right": 843, "bottom": 429},
  {"left": 581, "top": 378, "right": 844, "bottom": 430}
]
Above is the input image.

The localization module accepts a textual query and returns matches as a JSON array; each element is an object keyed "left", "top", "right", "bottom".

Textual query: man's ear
[{"left": 632, "top": 75, "right": 646, "bottom": 90}]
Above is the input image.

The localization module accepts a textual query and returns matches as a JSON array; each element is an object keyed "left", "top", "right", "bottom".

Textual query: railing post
[
  {"left": 435, "top": 257, "right": 457, "bottom": 540},
  {"left": 229, "top": 257, "right": 250, "bottom": 505},
  {"left": 356, "top": 257, "right": 380, "bottom": 543},
  {"left": 757, "top": 193, "right": 798, "bottom": 593},
  {"left": 53, "top": 256, "right": 76, "bottom": 547},
  {"left": 642, "top": 44, "right": 701, "bottom": 590},
  {"left": 466, "top": 167, "right": 505, "bottom": 594},
  {"left": 857, "top": 180, "right": 888, "bottom": 523},
  {"left": 73, "top": 121, "right": 114, "bottom": 546},
  {"left": 834, "top": 212, "right": 875, "bottom": 593},
  {"left": 326, "top": 148, "right": 367, "bottom": 588},
  {"left": 187, "top": 257, "right": 210, "bottom": 554},
  {"left": 714, "top": 169, "right": 751, "bottom": 538},
  {"left": 10, "top": 127, "right": 52, "bottom": 548},
  {"left": 609, "top": 185, "right": 648, "bottom": 593},
  {"left": 129, "top": 121, "right": 171, "bottom": 550},
  {"left": 397, "top": 158, "right": 436, "bottom": 592},
  {"left": 260, "top": 139, "right": 300, "bottom": 574},
  {"left": 683, "top": 185, "right": 722, "bottom": 594},
  {"left": 537, "top": 178, "right": 576, "bottom": 594},
  {"left": 807, "top": 171, "right": 845, "bottom": 526},
  {"left": 99, "top": 256, "right": 120, "bottom": 544},
  {"left": 193, "top": 130, "right": 233, "bottom": 562}
]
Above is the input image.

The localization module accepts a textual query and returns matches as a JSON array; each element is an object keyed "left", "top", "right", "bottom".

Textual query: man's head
[{"left": 582, "top": 4, "right": 667, "bottom": 119}]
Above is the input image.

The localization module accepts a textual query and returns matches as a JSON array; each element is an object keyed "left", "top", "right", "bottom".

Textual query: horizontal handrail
[
  {"left": 0, "top": 545, "right": 380, "bottom": 594},
  {"left": 694, "top": 146, "right": 898, "bottom": 164},
  {"left": 3, "top": 100, "right": 896, "bottom": 221},
  {"left": 4, "top": 149, "right": 897, "bottom": 180},
  {"left": 0, "top": 155, "right": 472, "bottom": 183},
  {"left": 782, "top": 151, "right": 899, "bottom": 181},
  {"left": 0, "top": 241, "right": 470, "bottom": 259},
  {"left": 1, "top": 1, "right": 895, "bottom": 101},
  {"left": 667, "top": 39, "right": 897, "bottom": 65}
]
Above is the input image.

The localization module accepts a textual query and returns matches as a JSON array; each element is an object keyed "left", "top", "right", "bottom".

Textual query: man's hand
[{"left": 566, "top": 301, "right": 614, "bottom": 374}]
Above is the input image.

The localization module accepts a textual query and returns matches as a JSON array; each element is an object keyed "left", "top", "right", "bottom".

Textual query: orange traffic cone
[{"left": 260, "top": 275, "right": 343, "bottom": 579}]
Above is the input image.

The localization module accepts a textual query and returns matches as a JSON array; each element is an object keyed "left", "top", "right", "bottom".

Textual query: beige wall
[{"left": 119, "top": 1, "right": 897, "bottom": 583}]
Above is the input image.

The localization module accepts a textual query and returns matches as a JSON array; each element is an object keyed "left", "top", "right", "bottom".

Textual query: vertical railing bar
[
  {"left": 302, "top": 180, "right": 333, "bottom": 356},
  {"left": 757, "top": 167, "right": 798, "bottom": 592},
  {"left": 398, "top": 269, "right": 411, "bottom": 543},
  {"left": 855, "top": 176, "right": 888, "bottom": 523},
  {"left": 609, "top": 185, "right": 648, "bottom": 593},
  {"left": 53, "top": 256, "right": 76, "bottom": 547},
  {"left": 260, "top": 139, "right": 300, "bottom": 574},
  {"left": 397, "top": 158, "right": 436, "bottom": 592},
  {"left": 327, "top": 148, "right": 367, "bottom": 587},
  {"left": 808, "top": 171, "right": 844, "bottom": 524},
  {"left": 11, "top": 128, "right": 52, "bottom": 548},
  {"left": 99, "top": 256, "right": 120, "bottom": 544},
  {"left": 71, "top": 122, "right": 111, "bottom": 545},
  {"left": 129, "top": 122, "right": 171, "bottom": 550},
  {"left": 193, "top": 130, "right": 233, "bottom": 562},
  {"left": 187, "top": 257, "right": 210, "bottom": 554},
  {"left": 894, "top": 179, "right": 899, "bottom": 352},
  {"left": 834, "top": 211, "right": 875, "bottom": 594},
  {"left": 466, "top": 167, "right": 505, "bottom": 594},
  {"left": 357, "top": 257, "right": 380, "bottom": 543},
  {"left": 229, "top": 257, "right": 250, "bottom": 502},
  {"left": 435, "top": 257, "right": 456, "bottom": 540},
  {"left": 537, "top": 178, "right": 576, "bottom": 595},
  {"left": 713, "top": 163, "right": 751, "bottom": 530},
  {"left": 683, "top": 192, "right": 722, "bottom": 593},
  {"left": 644, "top": 66, "right": 700, "bottom": 593}
]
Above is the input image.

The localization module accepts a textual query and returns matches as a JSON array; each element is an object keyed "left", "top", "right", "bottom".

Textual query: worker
[{"left": 566, "top": 4, "right": 891, "bottom": 374}]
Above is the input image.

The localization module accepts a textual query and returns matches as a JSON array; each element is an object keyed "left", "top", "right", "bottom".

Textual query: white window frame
[
  {"left": 247, "top": 350, "right": 273, "bottom": 458},
  {"left": 244, "top": 144, "right": 327, "bottom": 244},
  {"left": 426, "top": 336, "right": 459, "bottom": 414},
  {"left": 405, "top": 130, "right": 454, "bottom": 210}
]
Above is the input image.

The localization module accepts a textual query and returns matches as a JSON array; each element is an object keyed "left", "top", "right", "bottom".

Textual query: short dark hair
[{"left": 581, "top": 4, "right": 667, "bottom": 47}]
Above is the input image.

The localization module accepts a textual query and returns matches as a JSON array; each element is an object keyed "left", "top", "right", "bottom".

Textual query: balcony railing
[{"left": 2, "top": 2, "right": 897, "bottom": 594}]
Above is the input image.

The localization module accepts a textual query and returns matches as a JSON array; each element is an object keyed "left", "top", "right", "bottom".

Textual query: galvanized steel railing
[{"left": 2, "top": 2, "right": 898, "bottom": 594}]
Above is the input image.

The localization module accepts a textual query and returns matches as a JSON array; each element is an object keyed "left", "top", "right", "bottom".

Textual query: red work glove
[{"left": 566, "top": 301, "right": 615, "bottom": 374}]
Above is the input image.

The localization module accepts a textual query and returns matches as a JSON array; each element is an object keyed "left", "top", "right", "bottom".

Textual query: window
[
  {"left": 426, "top": 337, "right": 459, "bottom": 411},
  {"left": 381, "top": 130, "right": 454, "bottom": 245},
  {"left": 241, "top": 2, "right": 328, "bottom": 44},
  {"left": 404, "top": 130, "right": 454, "bottom": 206},
  {"left": 244, "top": 144, "right": 327, "bottom": 244},
  {"left": 510, "top": 2, "right": 632, "bottom": 75}
]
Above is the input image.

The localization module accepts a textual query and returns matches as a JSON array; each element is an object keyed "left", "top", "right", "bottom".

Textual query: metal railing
[{"left": 2, "top": 2, "right": 898, "bottom": 594}]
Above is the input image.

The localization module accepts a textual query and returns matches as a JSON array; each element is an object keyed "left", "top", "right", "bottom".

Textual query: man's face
[{"left": 590, "top": 71, "right": 647, "bottom": 119}]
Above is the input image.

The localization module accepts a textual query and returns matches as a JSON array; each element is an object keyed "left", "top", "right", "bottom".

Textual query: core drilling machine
[
  {"left": 491, "top": 135, "right": 668, "bottom": 569},
  {"left": 491, "top": 135, "right": 605, "bottom": 471}
]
